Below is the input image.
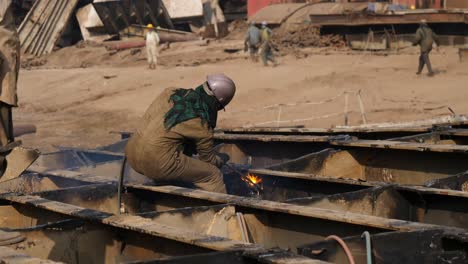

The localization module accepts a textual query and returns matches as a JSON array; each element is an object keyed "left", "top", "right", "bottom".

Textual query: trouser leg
[
  {"left": 0, "top": 103, "right": 13, "bottom": 175},
  {"left": 418, "top": 52, "right": 425, "bottom": 73},
  {"left": 172, "top": 154, "right": 226, "bottom": 193},
  {"left": 423, "top": 52, "right": 433, "bottom": 74},
  {"left": 267, "top": 49, "right": 276, "bottom": 64},
  {"left": 0, "top": 103, "right": 13, "bottom": 147},
  {"left": 261, "top": 44, "right": 268, "bottom": 66}
]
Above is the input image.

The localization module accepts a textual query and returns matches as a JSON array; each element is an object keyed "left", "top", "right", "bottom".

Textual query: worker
[
  {"left": 0, "top": 0, "right": 26, "bottom": 245},
  {"left": 211, "top": 0, "right": 219, "bottom": 38},
  {"left": 260, "top": 21, "right": 277, "bottom": 67},
  {"left": 0, "top": 1, "right": 19, "bottom": 151},
  {"left": 145, "top": 24, "right": 160, "bottom": 70},
  {"left": 413, "top": 19, "right": 439, "bottom": 77},
  {"left": 125, "top": 74, "right": 236, "bottom": 193},
  {"left": 244, "top": 21, "right": 261, "bottom": 62}
]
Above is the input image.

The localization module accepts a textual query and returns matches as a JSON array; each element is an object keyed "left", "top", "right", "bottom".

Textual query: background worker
[
  {"left": 260, "top": 21, "right": 277, "bottom": 67},
  {"left": 145, "top": 24, "right": 160, "bottom": 70},
  {"left": 413, "top": 19, "right": 439, "bottom": 77},
  {"left": 244, "top": 21, "right": 261, "bottom": 62},
  {"left": 0, "top": 1, "right": 19, "bottom": 150},
  {"left": 125, "top": 74, "right": 236, "bottom": 193}
]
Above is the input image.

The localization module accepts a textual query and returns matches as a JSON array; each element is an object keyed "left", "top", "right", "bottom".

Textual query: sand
[{"left": 15, "top": 37, "right": 468, "bottom": 152}]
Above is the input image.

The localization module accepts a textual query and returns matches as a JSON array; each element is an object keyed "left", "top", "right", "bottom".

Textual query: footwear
[
  {"left": 428, "top": 72, "right": 435, "bottom": 77},
  {"left": 416, "top": 71, "right": 421, "bottom": 75}
]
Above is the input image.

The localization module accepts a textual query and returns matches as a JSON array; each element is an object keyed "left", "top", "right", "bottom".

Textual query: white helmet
[{"left": 206, "top": 74, "right": 236, "bottom": 107}]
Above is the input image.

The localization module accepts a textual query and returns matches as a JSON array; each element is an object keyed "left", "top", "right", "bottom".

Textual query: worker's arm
[
  {"left": 155, "top": 32, "right": 161, "bottom": 45},
  {"left": 173, "top": 118, "right": 224, "bottom": 168},
  {"left": 412, "top": 29, "right": 422, "bottom": 46}
]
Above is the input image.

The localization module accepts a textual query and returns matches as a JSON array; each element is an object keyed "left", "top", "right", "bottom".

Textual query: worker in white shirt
[{"left": 146, "top": 24, "right": 160, "bottom": 70}]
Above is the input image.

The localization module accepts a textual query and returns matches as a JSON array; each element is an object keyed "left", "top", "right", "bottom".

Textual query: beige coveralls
[
  {"left": 146, "top": 30, "right": 160, "bottom": 67},
  {"left": 0, "top": 1, "right": 19, "bottom": 146},
  {"left": 125, "top": 87, "right": 226, "bottom": 193}
]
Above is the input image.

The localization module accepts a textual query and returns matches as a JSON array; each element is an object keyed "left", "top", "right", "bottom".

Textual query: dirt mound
[
  {"left": 274, "top": 24, "right": 346, "bottom": 48},
  {"left": 226, "top": 19, "right": 248, "bottom": 40}
]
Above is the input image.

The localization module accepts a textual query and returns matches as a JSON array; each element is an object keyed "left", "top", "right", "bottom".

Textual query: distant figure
[
  {"left": 244, "top": 21, "right": 261, "bottom": 62},
  {"left": 211, "top": 0, "right": 219, "bottom": 38},
  {"left": 145, "top": 24, "right": 160, "bottom": 70},
  {"left": 260, "top": 21, "right": 277, "bottom": 67},
  {"left": 413, "top": 19, "right": 439, "bottom": 77},
  {"left": 0, "top": 1, "right": 19, "bottom": 147}
]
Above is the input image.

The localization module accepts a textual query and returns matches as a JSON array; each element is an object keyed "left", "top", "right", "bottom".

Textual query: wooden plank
[{"left": 331, "top": 140, "right": 468, "bottom": 153}]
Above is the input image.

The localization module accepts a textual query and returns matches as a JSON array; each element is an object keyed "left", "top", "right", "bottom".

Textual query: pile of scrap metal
[
  {"left": 2, "top": 116, "right": 468, "bottom": 262},
  {"left": 17, "top": 0, "right": 232, "bottom": 57},
  {"left": 251, "top": 1, "right": 468, "bottom": 50}
]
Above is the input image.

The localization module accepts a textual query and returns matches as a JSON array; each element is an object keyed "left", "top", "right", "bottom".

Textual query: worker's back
[
  {"left": 246, "top": 26, "right": 261, "bottom": 46},
  {"left": 261, "top": 27, "right": 272, "bottom": 43},
  {"left": 414, "top": 25, "right": 438, "bottom": 52},
  {"left": 125, "top": 87, "right": 215, "bottom": 178}
]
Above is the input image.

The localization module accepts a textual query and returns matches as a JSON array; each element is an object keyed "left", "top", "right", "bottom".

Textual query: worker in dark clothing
[
  {"left": 244, "top": 21, "right": 261, "bottom": 62},
  {"left": 0, "top": 1, "right": 19, "bottom": 147},
  {"left": 413, "top": 19, "right": 439, "bottom": 76},
  {"left": 125, "top": 74, "right": 236, "bottom": 193},
  {"left": 260, "top": 21, "right": 277, "bottom": 67}
]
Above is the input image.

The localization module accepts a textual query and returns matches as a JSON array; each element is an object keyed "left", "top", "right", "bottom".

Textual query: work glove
[{"left": 217, "top": 152, "right": 230, "bottom": 165}]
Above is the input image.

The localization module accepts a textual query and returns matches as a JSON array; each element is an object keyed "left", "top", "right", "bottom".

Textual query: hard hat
[
  {"left": 206, "top": 74, "right": 236, "bottom": 107},
  {"left": 410, "top": 5, "right": 416, "bottom": 10},
  {"left": 261, "top": 21, "right": 267, "bottom": 26},
  {"left": 147, "top": 24, "right": 154, "bottom": 29},
  {"left": 420, "top": 19, "right": 427, "bottom": 25}
]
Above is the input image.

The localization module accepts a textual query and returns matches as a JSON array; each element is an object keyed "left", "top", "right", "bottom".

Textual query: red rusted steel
[{"left": 247, "top": 0, "right": 306, "bottom": 18}]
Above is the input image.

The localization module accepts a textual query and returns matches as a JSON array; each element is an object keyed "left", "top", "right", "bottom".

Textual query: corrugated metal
[
  {"left": 92, "top": 0, "right": 174, "bottom": 36},
  {"left": 18, "top": 0, "right": 80, "bottom": 56}
]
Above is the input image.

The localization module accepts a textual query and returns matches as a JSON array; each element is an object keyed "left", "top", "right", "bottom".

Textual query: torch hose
[
  {"left": 326, "top": 235, "right": 356, "bottom": 264},
  {"left": 361, "top": 231, "right": 372, "bottom": 264}
]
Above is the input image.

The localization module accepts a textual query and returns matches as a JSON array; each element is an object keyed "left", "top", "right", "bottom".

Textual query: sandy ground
[{"left": 15, "top": 39, "right": 468, "bottom": 152}]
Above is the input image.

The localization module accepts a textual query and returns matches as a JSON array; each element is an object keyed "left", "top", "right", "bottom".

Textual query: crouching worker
[{"left": 125, "top": 74, "right": 236, "bottom": 193}]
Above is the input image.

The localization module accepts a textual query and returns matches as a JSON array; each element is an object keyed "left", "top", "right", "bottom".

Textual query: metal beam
[{"left": 0, "top": 194, "right": 321, "bottom": 264}]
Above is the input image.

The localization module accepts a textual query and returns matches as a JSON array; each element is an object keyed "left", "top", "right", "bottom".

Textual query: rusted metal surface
[
  {"left": 0, "top": 246, "right": 62, "bottom": 263},
  {"left": 220, "top": 115, "right": 468, "bottom": 136},
  {"left": 257, "top": 147, "right": 468, "bottom": 185},
  {"left": 18, "top": 0, "right": 81, "bottom": 56},
  {"left": 331, "top": 139, "right": 468, "bottom": 153},
  {"left": 0, "top": 193, "right": 322, "bottom": 264},
  {"left": 125, "top": 184, "right": 462, "bottom": 233},
  {"left": 309, "top": 10, "right": 468, "bottom": 26},
  {"left": 215, "top": 133, "right": 331, "bottom": 143},
  {"left": 300, "top": 229, "right": 468, "bottom": 264},
  {"left": 7, "top": 125, "right": 468, "bottom": 262}
]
